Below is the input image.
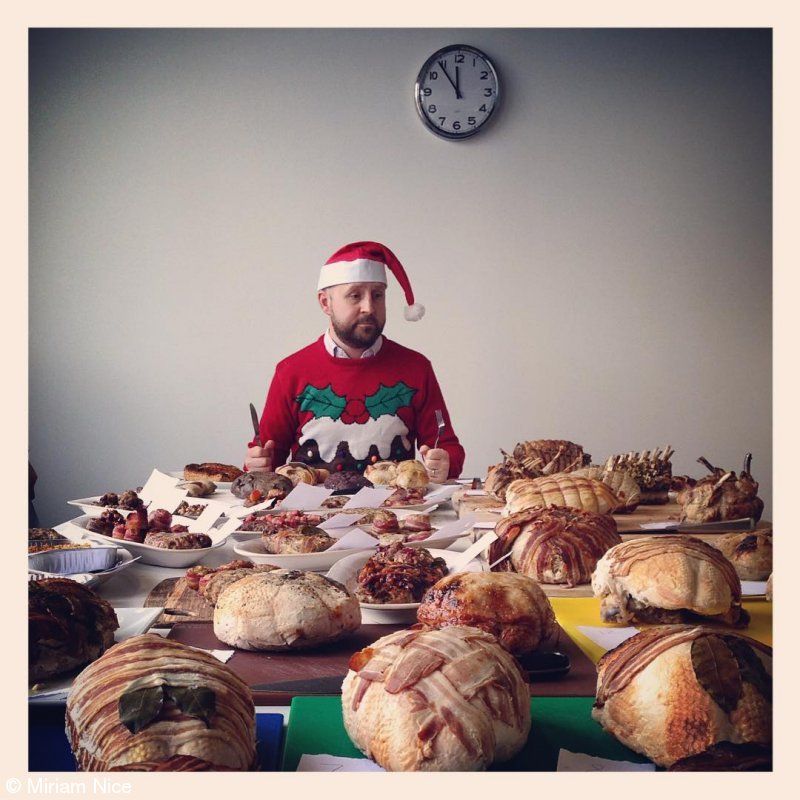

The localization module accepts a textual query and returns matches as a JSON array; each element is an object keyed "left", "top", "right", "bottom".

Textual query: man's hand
[
  {"left": 245, "top": 440, "right": 275, "bottom": 472},
  {"left": 419, "top": 445, "right": 450, "bottom": 483}
]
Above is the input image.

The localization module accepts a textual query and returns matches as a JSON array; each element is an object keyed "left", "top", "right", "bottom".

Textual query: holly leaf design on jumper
[
  {"left": 296, "top": 384, "right": 348, "bottom": 420},
  {"left": 364, "top": 382, "right": 417, "bottom": 419}
]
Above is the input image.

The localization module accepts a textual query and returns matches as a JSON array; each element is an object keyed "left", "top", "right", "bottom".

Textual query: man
[{"left": 245, "top": 241, "right": 464, "bottom": 482}]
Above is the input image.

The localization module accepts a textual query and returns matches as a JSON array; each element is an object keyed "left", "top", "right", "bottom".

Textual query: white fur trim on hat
[
  {"left": 317, "top": 259, "right": 387, "bottom": 291},
  {"left": 404, "top": 302, "right": 425, "bottom": 321}
]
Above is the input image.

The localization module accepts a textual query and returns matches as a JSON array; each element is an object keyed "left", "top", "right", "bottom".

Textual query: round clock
[{"left": 414, "top": 44, "right": 500, "bottom": 140}]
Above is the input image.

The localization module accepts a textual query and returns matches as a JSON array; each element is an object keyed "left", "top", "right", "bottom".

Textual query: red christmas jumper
[{"left": 255, "top": 336, "right": 465, "bottom": 478}]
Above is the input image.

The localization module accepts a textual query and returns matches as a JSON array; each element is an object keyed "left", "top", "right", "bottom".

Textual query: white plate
[
  {"left": 68, "top": 516, "right": 227, "bottom": 568},
  {"left": 67, "top": 496, "right": 154, "bottom": 519},
  {"left": 327, "top": 549, "right": 484, "bottom": 623},
  {"left": 29, "top": 607, "right": 165, "bottom": 704},
  {"left": 232, "top": 537, "right": 372, "bottom": 571}
]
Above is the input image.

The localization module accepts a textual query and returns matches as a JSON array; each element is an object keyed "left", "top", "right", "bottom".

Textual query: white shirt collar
[{"left": 324, "top": 329, "right": 383, "bottom": 359}]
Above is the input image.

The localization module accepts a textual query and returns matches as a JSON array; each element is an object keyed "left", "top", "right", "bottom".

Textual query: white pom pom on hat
[
  {"left": 318, "top": 241, "right": 425, "bottom": 322},
  {"left": 404, "top": 302, "right": 425, "bottom": 321}
]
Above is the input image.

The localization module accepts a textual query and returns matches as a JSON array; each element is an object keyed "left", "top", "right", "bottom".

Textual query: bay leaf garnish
[
  {"left": 119, "top": 684, "right": 165, "bottom": 734},
  {"left": 690, "top": 635, "right": 742, "bottom": 713},
  {"left": 165, "top": 685, "right": 216, "bottom": 727},
  {"left": 723, "top": 636, "right": 772, "bottom": 702}
]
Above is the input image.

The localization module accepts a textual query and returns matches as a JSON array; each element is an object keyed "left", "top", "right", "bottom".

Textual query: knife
[
  {"left": 250, "top": 675, "right": 347, "bottom": 694},
  {"left": 249, "top": 403, "right": 262, "bottom": 447}
]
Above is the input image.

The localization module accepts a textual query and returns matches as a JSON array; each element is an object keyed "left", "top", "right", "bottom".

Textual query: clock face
[{"left": 415, "top": 45, "right": 499, "bottom": 139}]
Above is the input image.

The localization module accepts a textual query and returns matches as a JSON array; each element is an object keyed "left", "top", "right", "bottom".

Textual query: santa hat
[{"left": 317, "top": 241, "right": 425, "bottom": 321}]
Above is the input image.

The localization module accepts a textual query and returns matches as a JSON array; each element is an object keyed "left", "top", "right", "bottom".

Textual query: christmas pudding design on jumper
[{"left": 295, "top": 381, "right": 416, "bottom": 473}]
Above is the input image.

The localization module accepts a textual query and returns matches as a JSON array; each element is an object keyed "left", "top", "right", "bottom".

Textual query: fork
[{"left": 433, "top": 409, "right": 445, "bottom": 449}]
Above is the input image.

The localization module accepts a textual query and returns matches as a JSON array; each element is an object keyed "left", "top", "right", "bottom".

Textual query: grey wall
[{"left": 29, "top": 28, "right": 772, "bottom": 526}]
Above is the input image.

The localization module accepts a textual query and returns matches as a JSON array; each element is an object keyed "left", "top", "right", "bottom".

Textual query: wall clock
[{"left": 414, "top": 44, "right": 500, "bottom": 140}]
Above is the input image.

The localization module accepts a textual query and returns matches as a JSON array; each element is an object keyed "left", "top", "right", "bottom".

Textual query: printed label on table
[
  {"left": 319, "top": 513, "right": 360, "bottom": 531},
  {"left": 139, "top": 469, "right": 184, "bottom": 504},
  {"left": 297, "top": 754, "right": 384, "bottom": 772},
  {"left": 278, "top": 483, "right": 334, "bottom": 511},
  {"left": 741, "top": 580, "right": 768, "bottom": 596},
  {"left": 342, "top": 486, "right": 396, "bottom": 510},
  {"left": 327, "top": 527, "right": 378, "bottom": 551}
]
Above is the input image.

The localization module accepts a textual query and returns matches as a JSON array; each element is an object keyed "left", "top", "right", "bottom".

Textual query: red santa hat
[{"left": 317, "top": 241, "right": 425, "bottom": 321}]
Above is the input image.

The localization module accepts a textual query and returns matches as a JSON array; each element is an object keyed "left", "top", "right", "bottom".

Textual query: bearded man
[{"left": 244, "top": 241, "right": 464, "bottom": 482}]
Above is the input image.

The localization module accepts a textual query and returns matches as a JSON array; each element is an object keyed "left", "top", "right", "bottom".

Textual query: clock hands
[{"left": 437, "top": 60, "right": 463, "bottom": 99}]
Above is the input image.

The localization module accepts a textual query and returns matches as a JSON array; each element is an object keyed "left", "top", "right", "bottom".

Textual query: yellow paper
[{"left": 551, "top": 596, "right": 772, "bottom": 664}]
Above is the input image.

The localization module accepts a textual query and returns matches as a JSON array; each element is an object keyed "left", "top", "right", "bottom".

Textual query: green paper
[{"left": 281, "top": 696, "right": 651, "bottom": 772}]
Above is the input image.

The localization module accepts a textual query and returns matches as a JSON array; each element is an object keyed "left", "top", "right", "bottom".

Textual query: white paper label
[
  {"left": 424, "top": 513, "right": 479, "bottom": 545},
  {"left": 139, "top": 469, "right": 184, "bottom": 503},
  {"left": 186, "top": 500, "right": 227, "bottom": 533},
  {"left": 741, "top": 580, "right": 768, "bottom": 596},
  {"left": 423, "top": 484, "right": 460, "bottom": 503},
  {"left": 278, "top": 483, "right": 334, "bottom": 511},
  {"left": 147, "top": 488, "right": 188, "bottom": 516},
  {"left": 576, "top": 626, "right": 640, "bottom": 652},
  {"left": 228, "top": 497, "right": 278, "bottom": 519},
  {"left": 342, "top": 486, "right": 396, "bottom": 510},
  {"left": 207, "top": 649, "right": 234, "bottom": 664},
  {"left": 327, "top": 528, "right": 378, "bottom": 551},
  {"left": 557, "top": 749, "right": 655, "bottom": 772},
  {"left": 319, "top": 513, "right": 361, "bottom": 531},
  {"left": 449, "top": 526, "right": 496, "bottom": 573},
  {"left": 216, "top": 515, "right": 248, "bottom": 537},
  {"left": 297, "top": 754, "right": 384, "bottom": 772}
]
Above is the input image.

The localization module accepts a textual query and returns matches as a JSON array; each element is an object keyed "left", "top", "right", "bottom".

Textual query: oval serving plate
[
  {"left": 68, "top": 515, "right": 226, "bottom": 568},
  {"left": 326, "top": 548, "right": 484, "bottom": 624},
  {"left": 232, "top": 537, "right": 373, "bottom": 571}
]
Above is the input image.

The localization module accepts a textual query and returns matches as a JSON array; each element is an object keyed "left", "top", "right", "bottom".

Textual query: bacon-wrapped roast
[
  {"left": 485, "top": 439, "right": 590, "bottom": 501},
  {"left": 342, "top": 625, "right": 531, "bottom": 771},
  {"left": 678, "top": 454, "right": 764, "bottom": 523},
  {"left": 418, "top": 572, "right": 557, "bottom": 655},
  {"left": 66, "top": 634, "right": 257, "bottom": 771},
  {"left": 592, "top": 626, "right": 771, "bottom": 767},
  {"left": 592, "top": 536, "right": 748, "bottom": 627},
  {"left": 29, "top": 579, "right": 118, "bottom": 682},
  {"left": 504, "top": 475, "right": 623, "bottom": 515},
  {"left": 489, "top": 506, "right": 621, "bottom": 587},
  {"left": 109, "top": 755, "right": 237, "bottom": 771}
]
